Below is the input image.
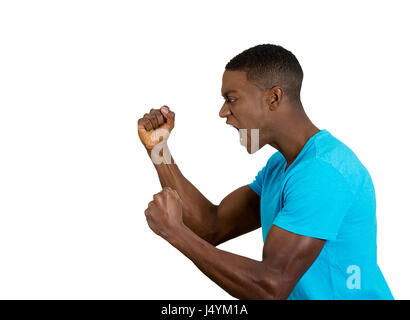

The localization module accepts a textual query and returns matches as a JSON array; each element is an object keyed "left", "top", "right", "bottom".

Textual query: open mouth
[
  {"left": 227, "top": 123, "right": 247, "bottom": 146},
  {"left": 238, "top": 129, "right": 246, "bottom": 146}
]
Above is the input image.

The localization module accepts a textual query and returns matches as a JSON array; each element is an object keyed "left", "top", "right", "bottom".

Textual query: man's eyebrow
[{"left": 221, "top": 89, "right": 237, "bottom": 97}]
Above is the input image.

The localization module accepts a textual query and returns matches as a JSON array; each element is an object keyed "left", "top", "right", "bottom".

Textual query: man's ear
[{"left": 264, "top": 86, "right": 283, "bottom": 111}]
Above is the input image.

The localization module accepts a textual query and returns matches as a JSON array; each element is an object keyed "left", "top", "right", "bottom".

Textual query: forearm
[
  {"left": 169, "top": 224, "right": 280, "bottom": 300},
  {"left": 146, "top": 144, "right": 217, "bottom": 243}
]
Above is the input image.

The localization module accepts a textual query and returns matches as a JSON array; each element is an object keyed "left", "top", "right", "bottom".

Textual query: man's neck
[{"left": 269, "top": 122, "right": 320, "bottom": 169}]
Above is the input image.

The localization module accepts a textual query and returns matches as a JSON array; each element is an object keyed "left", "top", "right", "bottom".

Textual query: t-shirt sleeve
[
  {"left": 273, "top": 160, "right": 355, "bottom": 240},
  {"left": 248, "top": 165, "right": 266, "bottom": 196}
]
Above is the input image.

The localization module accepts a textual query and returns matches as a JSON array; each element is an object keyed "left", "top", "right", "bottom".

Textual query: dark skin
[{"left": 138, "top": 70, "right": 324, "bottom": 299}]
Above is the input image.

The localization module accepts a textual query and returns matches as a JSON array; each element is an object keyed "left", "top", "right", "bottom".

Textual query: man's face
[{"left": 220, "top": 70, "right": 267, "bottom": 153}]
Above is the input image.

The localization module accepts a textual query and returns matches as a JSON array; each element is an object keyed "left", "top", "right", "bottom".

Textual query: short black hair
[{"left": 225, "top": 44, "right": 303, "bottom": 101}]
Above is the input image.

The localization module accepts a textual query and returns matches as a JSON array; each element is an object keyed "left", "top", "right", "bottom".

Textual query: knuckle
[
  {"left": 144, "top": 121, "right": 152, "bottom": 130},
  {"left": 163, "top": 187, "right": 174, "bottom": 196},
  {"left": 148, "top": 115, "right": 157, "bottom": 125}
]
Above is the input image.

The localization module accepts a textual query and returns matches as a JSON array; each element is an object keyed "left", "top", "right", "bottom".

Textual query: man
[{"left": 138, "top": 44, "right": 393, "bottom": 299}]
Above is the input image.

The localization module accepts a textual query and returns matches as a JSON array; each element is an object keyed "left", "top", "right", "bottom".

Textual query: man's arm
[
  {"left": 212, "top": 185, "right": 260, "bottom": 246},
  {"left": 151, "top": 155, "right": 260, "bottom": 246},
  {"left": 171, "top": 224, "right": 324, "bottom": 300},
  {"left": 144, "top": 188, "right": 325, "bottom": 300},
  {"left": 138, "top": 107, "right": 260, "bottom": 245}
]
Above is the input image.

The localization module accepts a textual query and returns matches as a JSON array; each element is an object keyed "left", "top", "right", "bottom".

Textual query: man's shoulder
[
  {"left": 262, "top": 151, "right": 286, "bottom": 174},
  {"left": 314, "top": 133, "right": 370, "bottom": 179},
  {"left": 297, "top": 134, "right": 373, "bottom": 196}
]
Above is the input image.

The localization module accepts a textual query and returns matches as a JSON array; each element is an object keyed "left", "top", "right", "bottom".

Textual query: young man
[{"left": 138, "top": 44, "right": 393, "bottom": 299}]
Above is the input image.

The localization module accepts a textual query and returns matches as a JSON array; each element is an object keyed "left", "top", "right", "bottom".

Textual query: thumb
[
  {"left": 160, "top": 105, "right": 170, "bottom": 118},
  {"left": 160, "top": 105, "right": 175, "bottom": 129}
]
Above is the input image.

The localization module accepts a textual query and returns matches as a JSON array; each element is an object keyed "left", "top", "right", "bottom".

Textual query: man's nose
[{"left": 219, "top": 103, "right": 231, "bottom": 118}]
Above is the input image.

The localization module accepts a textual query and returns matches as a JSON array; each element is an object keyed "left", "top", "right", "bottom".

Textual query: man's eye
[{"left": 226, "top": 97, "right": 236, "bottom": 103}]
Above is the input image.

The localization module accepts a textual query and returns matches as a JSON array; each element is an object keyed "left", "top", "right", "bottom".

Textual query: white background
[{"left": 0, "top": 0, "right": 409, "bottom": 299}]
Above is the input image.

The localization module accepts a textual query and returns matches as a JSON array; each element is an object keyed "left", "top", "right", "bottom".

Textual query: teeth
[{"left": 239, "top": 129, "right": 246, "bottom": 146}]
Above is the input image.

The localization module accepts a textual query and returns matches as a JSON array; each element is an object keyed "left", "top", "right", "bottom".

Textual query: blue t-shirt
[{"left": 249, "top": 129, "right": 393, "bottom": 300}]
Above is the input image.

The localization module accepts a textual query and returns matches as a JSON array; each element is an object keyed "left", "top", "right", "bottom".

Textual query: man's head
[{"left": 220, "top": 44, "right": 305, "bottom": 153}]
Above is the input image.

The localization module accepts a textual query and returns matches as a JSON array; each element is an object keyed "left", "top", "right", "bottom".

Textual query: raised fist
[{"left": 137, "top": 106, "right": 175, "bottom": 150}]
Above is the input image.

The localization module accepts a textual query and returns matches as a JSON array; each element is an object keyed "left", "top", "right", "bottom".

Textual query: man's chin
[
  {"left": 238, "top": 128, "right": 260, "bottom": 154},
  {"left": 242, "top": 139, "right": 262, "bottom": 154},
  {"left": 245, "top": 144, "right": 262, "bottom": 154}
]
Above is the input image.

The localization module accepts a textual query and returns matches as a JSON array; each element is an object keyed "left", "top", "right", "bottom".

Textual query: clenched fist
[
  {"left": 137, "top": 106, "right": 175, "bottom": 151},
  {"left": 144, "top": 187, "right": 184, "bottom": 241}
]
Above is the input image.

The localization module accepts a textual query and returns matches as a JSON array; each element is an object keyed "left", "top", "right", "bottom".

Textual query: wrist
[
  {"left": 145, "top": 146, "right": 153, "bottom": 158},
  {"left": 147, "top": 143, "right": 173, "bottom": 165},
  {"left": 167, "top": 223, "right": 191, "bottom": 248}
]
